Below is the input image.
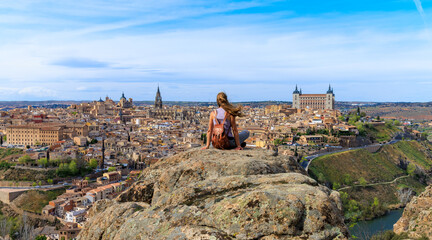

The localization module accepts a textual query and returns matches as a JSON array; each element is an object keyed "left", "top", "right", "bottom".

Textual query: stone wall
[{"left": 0, "top": 189, "right": 28, "bottom": 204}]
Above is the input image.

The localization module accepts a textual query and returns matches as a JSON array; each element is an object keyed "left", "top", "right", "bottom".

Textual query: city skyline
[{"left": 1, "top": 0, "right": 432, "bottom": 102}]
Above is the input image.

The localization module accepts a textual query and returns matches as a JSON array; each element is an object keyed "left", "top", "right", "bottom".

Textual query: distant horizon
[
  {"left": 1, "top": 1, "right": 432, "bottom": 102},
  {"left": 0, "top": 99, "right": 431, "bottom": 104}
]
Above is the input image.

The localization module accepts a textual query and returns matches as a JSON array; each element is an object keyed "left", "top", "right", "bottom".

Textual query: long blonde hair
[{"left": 216, "top": 92, "right": 243, "bottom": 117}]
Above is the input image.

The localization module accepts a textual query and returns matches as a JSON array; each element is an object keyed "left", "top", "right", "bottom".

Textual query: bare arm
[
  {"left": 231, "top": 115, "right": 242, "bottom": 150},
  {"left": 202, "top": 111, "right": 214, "bottom": 149}
]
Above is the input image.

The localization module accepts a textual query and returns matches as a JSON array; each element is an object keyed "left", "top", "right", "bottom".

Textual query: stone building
[
  {"left": 119, "top": 92, "right": 133, "bottom": 109},
  {"left": 58, "top": 222, "right": 81, "bottom": 240},
  {"left": 148, "top": 87, "right": 195, "bottom": 120},
  {"left": 292, "top": 85, "right": 335, "bottom": 110},
  {"left": 6, "top": 123, "right": 88, "bottom": 146}
]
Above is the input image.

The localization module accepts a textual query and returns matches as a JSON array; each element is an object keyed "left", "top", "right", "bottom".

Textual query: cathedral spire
[{"left": 155, "top": 85, "right": 163, "bottom": 109}]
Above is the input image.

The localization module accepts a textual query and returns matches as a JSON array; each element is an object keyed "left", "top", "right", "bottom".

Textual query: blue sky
[{"left": 0, "top": 0, "right": 432, "bottom": 102}]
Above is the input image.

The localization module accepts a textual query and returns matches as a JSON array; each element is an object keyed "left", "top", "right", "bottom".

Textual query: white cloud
[{"left": 0, "top": 2, "right": 431, "bottom": 101}]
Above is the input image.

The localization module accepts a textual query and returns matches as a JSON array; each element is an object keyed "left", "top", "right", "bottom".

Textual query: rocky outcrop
[
  {"left": 78, "top": 149, "right": 349, "bottom": 240},
  {"left": 394, "top": 185, "right": 432, "bottom": 238}
]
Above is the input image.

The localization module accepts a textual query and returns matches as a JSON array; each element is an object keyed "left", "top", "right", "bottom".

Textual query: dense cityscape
[
  {"left": 0, "top": 85, "right": 430, "bottom": 239},
  {"left": 2, "top": 0, "right": 432, "bottom": 239}
]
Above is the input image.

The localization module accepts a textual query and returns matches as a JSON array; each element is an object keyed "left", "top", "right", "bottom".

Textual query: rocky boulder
[
  {"left": 394, "top": 185, "right": 432, "bottom": 238},
  {"left": 78, "top": 149, "right": 349, "bottom": 240}
]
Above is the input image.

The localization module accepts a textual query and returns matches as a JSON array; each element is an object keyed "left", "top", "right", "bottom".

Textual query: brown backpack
[{"left": 212, "top": 110, "right": 231, "bottom": 149}]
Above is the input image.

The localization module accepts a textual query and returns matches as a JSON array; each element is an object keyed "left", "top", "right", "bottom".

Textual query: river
[{"left": 349, "top": 209, "right": 404, "bottom": 240}]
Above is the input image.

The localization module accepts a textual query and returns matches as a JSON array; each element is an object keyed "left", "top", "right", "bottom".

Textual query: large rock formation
[
  {"left": 394, "top": 185, "right": 432, "bottom": 238},
  {"left": 78, "top": 149, "right": 349, "bottom": 240}
]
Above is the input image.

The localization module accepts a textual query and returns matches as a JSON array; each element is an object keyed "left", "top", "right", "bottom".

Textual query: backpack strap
[
  {"left": 213, "top": 110, "right": 220, "bottom": 124},
  {"left": 221, "top": 111, "right": 228, "bottom": 126}
]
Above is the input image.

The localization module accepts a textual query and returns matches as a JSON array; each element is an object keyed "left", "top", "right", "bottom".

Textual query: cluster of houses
[{"left": 39, "top": 170, "right": 140, "bottom": 239}]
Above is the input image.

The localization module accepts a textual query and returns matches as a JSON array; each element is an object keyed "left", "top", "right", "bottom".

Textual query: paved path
[
  {"left": 13, "top": 166, "right": 56, "bottom": 171},
  {"left": 337, "top": 175, "right": 410, "bottom": 191},
  {"left": 0, "top": 184, "right": 63, "bottom": 190}
]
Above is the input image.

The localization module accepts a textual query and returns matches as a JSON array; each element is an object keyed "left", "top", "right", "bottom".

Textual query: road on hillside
[
  {"left": 0, "top": 184, "right": 64, "bottom": 190},
  {"left": 303, "top": 138, "right": 400, "bottom": 172}
]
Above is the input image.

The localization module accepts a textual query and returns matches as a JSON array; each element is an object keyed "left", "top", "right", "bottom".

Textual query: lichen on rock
[{"left": 78, "top": 149, "right": 349, "bottom": 240}]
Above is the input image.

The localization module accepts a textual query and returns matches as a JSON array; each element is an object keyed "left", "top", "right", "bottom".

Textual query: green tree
[
  {"left": 348, "top": 199, "right": 359, "bottom": 212},
  {"left": 339, "top": 191, "right": 349, "bottom": 204},
  {"left": 358, "top": 177, "right": 367, "bottom": 187},
  {"left": 38, "top": 181, "right": 42, "bottom": 186},
  {"left": 108, "top": 166, "right": 116, "bottom": 172},
  {"left": 273, "top": 139, "right": 282, "bottom": 146},
  {"left": 333, "top": 182, "right": 341, "bottom": 190},
  {"left": 49, "top": 158, "right": 60, "bottom": 167},
  {"left": 69, "top": 161, "right": 78, "bottom": 175},
  {"left": 47, "top": 179, "right": 53, "bottom": 184},
  {"left": 89, "top": 158, "right": 98, "bottom": 169},
  {"left": 56, "top": 163, "right": 70, "bottom": 177},
  {"left": 35, "top": 235, "right": 48, "bottom": 240},
  {"left": 317, "top": 173, "right": 326, "bottom": 183},
  {"left": 18, "top": 155, "right": 32, "bottom": 164},
  {"left": 32, "top": 182, "right": 37, "bottom": 187},
  {"left": 85, "top": 177, "right": 90, "bottom": 181},
  {"left": 0, "top": 161, "right": 11, "bottom": 170},
  {"left": 407, "top": 163, "right": 416, "bottom": 176},
  {"left": 343, "top": 174, "right": 353, "bottom": 186},
  {"left": 37, "top": 158, "right": 48, "bottom": 168},
  {"left": 372, "top": 197, "right": 379, "bottom": 207}
]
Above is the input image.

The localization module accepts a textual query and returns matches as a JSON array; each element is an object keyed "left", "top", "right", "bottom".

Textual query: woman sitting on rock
[{"left": 202, "top": 92, "right": 249, "bottom": 150}]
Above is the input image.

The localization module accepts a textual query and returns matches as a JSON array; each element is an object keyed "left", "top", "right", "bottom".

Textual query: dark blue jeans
[{"left": 228, "top": 130, "right": 250, "bottom": 148}]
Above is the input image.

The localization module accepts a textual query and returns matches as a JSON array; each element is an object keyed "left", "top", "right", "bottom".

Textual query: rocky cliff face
[
  {"left": 78, "top": 149, "right": 349, "bottom": 240},
  {"left": 394, "top": 185, "right": 432, "bottom": 238}
]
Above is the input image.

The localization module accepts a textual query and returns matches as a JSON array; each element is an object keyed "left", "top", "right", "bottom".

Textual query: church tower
[
  {"left": 292, "top": 85, "right": 301, "bottom": 109},
  {"left": 155, "top": 86, "right": 163, "bottom": 109},
  {"left": 325, "top": 84, "right": 335, "bottom": 110}
]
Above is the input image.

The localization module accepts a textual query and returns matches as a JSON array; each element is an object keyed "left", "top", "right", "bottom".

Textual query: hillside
[
  {"left": 78, "top": 149, "right": 349, "bottom": 240},
  {"left": 309, "top": 140, "right": 432, "bottom": 220},
  {"left": 0, "top": 148, "right": 23, "bottom": 160},
  {"left": 13, "top": 188, "right": 66, "bottom": 214},
  {"left": 0, "top": 167, "right": 56, "bottom": 182},
  {"left": 363, "top": 123, "right": 401, "bottom": 143}
]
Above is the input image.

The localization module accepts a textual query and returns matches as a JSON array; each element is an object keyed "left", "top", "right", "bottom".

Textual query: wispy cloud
[
  {"left": 413, "top": 0, "right": 426, "bottom": 21},
  {"left": 51, "top": 57, "right": 110, "bottom": 68}
]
